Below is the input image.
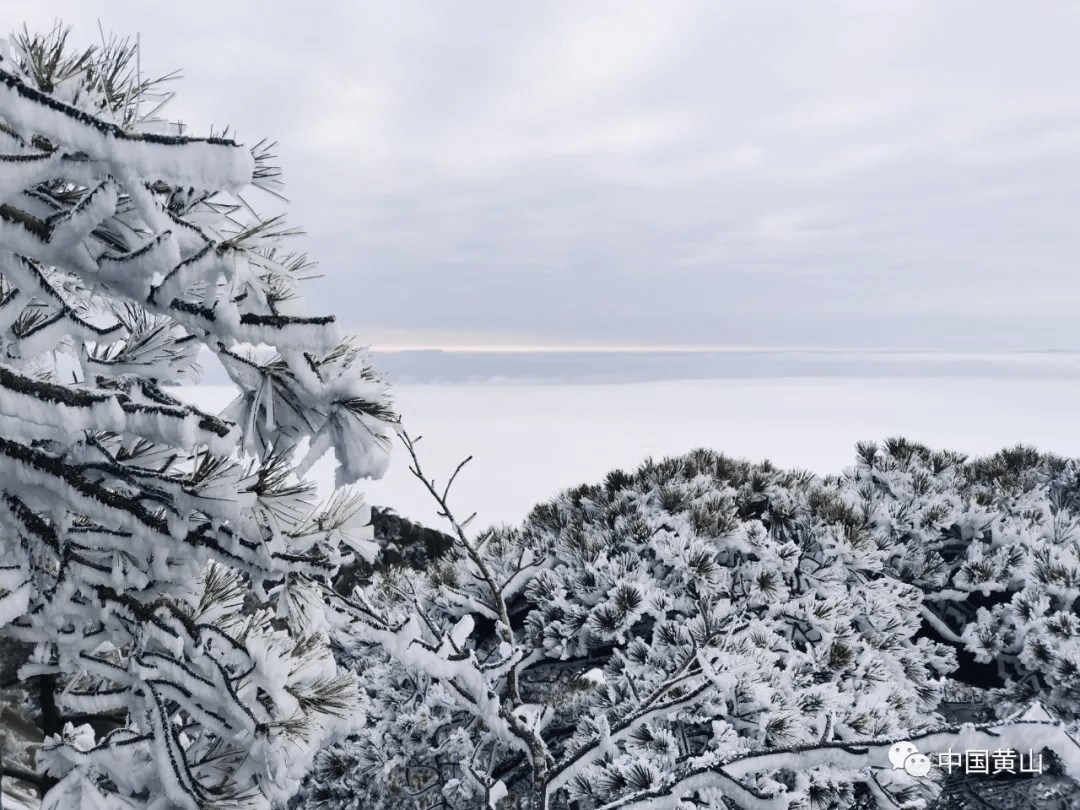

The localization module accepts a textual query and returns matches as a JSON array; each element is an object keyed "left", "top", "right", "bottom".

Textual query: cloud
[{"left": 7, "top": 2, "right": 1080, "bottom": 349}]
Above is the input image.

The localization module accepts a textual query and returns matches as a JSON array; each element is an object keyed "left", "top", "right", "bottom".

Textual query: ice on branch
[
  {"left": 304, "top": 440, "right": 1080, "bottom": 810},
  {"left": 0, "top": 23, "right": 397, "bottom": 810}
]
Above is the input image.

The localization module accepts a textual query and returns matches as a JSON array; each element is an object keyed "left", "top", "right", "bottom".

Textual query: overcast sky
[{"left": 9, "top": 2, "right": 1080, "bottom": 350}]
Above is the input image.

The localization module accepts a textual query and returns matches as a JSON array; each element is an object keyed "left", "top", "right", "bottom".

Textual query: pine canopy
[
  {"left": 309, "top": 441, "right": 1080, "bottom": 810},
  {"left": 0, "top": 24, "right": 396, "bottom": 810}
]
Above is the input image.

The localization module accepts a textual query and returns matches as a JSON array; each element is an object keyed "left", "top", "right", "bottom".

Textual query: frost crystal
[
  {"left": 0, "top": 24, "right": 396, "bottom": 810},
  {"left": 306, "top": 442, "right": 1080, "bottom": 810}
]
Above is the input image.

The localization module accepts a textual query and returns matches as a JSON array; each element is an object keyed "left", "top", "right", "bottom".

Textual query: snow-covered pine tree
[
  {"left": 308, "top": 440, "right": 1080, "bottom": 810},
  {"left": 0, "top": 24, "right": 397, "bottom": 810},
  {"left": 842, "top": 439, "right": 1080, "bottom": 722}
]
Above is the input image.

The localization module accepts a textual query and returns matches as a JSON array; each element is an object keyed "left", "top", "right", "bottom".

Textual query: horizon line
[{"left": 361, "top": 344, "right": 1076, "bottom": 354}]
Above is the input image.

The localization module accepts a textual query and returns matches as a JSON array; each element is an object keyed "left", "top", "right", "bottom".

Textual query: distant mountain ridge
[{"left": 186, "top": 347, "right": 1080, "bottom": 387}]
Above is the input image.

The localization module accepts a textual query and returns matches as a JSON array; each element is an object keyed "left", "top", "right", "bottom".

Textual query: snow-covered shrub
[
  {"left": 305, "top": 438, "right": 1080, "bottom": 809},
  {"left": 0, "top": 24, "right": 396, "bottom": 810},
  {"left": 307, "top": 443, "right": 993, "bottom": 810},
  {"left": 844, "top": 439, "right": 1080, "bottom": 721}
]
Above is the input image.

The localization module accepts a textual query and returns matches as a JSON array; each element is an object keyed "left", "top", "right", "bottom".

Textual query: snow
[
  {"left": 487, "top": 779, "right": 507, "bottom": 808},
  {"left": 163, "top": 364, "right": 1080, "bottom": 807},
  {"left": 180, "top": 373, "right": 1080, "bottom": 531},
  {"left": 9, "top": 24, "right": 1080, "bottom": 807},
  {"left": 0, "top": 151, "right": 60, "bottom": 205},
  {"left": 0, "top": 793, "right": 38, "bottom": 810},
  {"left": 0, "top": 37, "right": 408, "bottom": 810},
  {"left": 0, "top": 68, "right": 255, "bottom": 193}
]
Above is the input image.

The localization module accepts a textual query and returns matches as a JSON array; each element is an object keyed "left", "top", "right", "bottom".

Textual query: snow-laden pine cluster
[
  {"left": 308, "top": 439, "right": 1080, "bottom": 810},
  {"left": 844, "top": 440, "right": 1080, "bottom": 721},
  {"left": 0, "top": 26, "right": 396, "bottom": 810}
]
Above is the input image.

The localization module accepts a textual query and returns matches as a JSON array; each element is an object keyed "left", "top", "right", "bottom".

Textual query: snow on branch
[
  {"left": 304, "top": 441, "right": 1080, "bottom": 809},
  {"left": 0, "top": 21, "right": 396, "bottom": 810}
]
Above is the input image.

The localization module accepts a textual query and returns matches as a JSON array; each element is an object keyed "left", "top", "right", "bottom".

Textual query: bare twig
[
  {"left": 399, "top": 432, "right": 520, "bottom": 702},
  {"left": 442, "top": 455, "right": 473, "bottom": 504},
  {"left": 399, "top": 431, "right": 555, "bottom": 807}
]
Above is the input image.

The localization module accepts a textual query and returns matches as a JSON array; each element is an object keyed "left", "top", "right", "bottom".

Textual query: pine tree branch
[
  {"left": 400, "top": 430, "right": 557, "bottom": 805},
  {"left": 1, "top": 761, "right": 46, "bottom": 790}
]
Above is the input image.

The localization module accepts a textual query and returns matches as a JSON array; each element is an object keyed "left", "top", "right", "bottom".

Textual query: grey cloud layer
[{"left": 10, "top": 1, "right": 1080, "bottom": 348}]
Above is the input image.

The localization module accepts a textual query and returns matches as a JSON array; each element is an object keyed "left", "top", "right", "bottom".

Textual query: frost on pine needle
[
  {"left": 305, "top": 440, "right": 1080, "bottom": 810},
  {"left": 0, "top": 22, "right": 397, "bottom": 810}
]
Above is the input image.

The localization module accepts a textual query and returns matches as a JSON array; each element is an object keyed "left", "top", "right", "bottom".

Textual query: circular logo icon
[
  {"left": 887, "top": 741, "right": 932, "bottom": 777},
  {"left": 904, "top": 753, "right": 932, "bottom": 777},
  {"left": 888, "top": 741, "right": 918, "bottom": 770}
]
